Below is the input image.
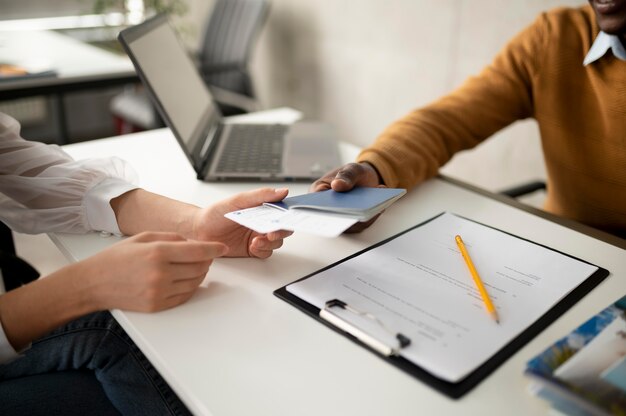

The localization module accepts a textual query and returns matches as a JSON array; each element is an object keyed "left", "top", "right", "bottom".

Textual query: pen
[{"left": 455, "top": 235, "right": 500, "bottom": 324}]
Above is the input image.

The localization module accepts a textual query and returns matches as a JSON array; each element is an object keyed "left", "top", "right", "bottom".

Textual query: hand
[
  {"left": 310, "top": 162, "right": 383, "bottom": 193},
  {"left": 81, "top": 232, "right": 227, "bottom": 312},
  {"left": 191, "top": 187, "right": 293, "bottom": 258},
  {"left": 310, "top": 162, "right": 385, "bottom": 233}
]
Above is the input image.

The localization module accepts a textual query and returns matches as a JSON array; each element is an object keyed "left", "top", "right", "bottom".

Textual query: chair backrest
[{"left": 198, "top": 0, "right": 270, "bottom": 98}]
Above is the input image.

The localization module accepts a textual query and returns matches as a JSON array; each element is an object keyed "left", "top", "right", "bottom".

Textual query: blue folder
[{"left": 265, "top": 187, "right": 406, "bottom": 221}]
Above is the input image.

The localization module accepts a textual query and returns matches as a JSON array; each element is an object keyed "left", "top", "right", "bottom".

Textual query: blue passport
[{"left": 265, "top": 187, "right": 406, "bottom": 221}]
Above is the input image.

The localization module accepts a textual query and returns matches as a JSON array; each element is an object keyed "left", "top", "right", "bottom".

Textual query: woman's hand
[
  {"left": 0, "top": 231, "right": 227, "bottom": 350},
  {"left": 190, "top": 187, "right": 293, "bottom": 258},
  {"left": 80, "top": 231, "right": 228, "bottom": 312}
]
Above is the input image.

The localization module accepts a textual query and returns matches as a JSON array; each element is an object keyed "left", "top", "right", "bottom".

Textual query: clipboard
[{"left": 274, "top": 212, "right": 610, "bottom": 399}]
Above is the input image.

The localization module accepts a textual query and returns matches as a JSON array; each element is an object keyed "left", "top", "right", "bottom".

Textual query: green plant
[{"left": 91, "top": 0, "right": 188, "bottom": 17}]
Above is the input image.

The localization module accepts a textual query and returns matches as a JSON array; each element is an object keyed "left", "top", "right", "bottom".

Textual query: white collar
[{"left": 583, "top": 31, "right": 626, "bottom": 65}]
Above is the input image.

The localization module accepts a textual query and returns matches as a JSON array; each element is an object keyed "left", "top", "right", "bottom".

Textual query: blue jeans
[{"left": 0, "top": 311, "right": 191, "bottom": 415}]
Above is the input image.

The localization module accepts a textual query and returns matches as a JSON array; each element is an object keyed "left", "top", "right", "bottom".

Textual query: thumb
[{"left": 232, "top": 187, "right": 289, "bottom": 209}]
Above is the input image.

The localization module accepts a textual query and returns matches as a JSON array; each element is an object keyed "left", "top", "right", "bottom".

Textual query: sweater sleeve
[{"left": 357, "top": 13, "right": 549, "bottom": 189}]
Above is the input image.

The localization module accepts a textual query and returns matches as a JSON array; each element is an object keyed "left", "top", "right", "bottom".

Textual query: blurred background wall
[
  {"left": 187, "top": 0, "right": 586, "bottom": 193},
  {"left": 0, "top": 0, "right": 587, "bottom": 193}
]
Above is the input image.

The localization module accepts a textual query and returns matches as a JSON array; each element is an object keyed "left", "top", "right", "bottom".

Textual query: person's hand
[
  {"left": 310, "top": 162, "right": 383, "bottom": 193},
  {"left": 310, "top": 162, "right": 385, "bottom": 233},
  {"left": 80, "top": 232, "right": 228, "bottom": 312},
  {"left": 190, "top": 187, "right": 293, "bottom": 258}
]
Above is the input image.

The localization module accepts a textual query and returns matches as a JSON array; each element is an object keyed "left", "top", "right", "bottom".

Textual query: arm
[
  {"left": 111, "top": 187, "right": 292, "bottom": 258},
  {"left": 0, "top": 186, "right": 289, "bottom": 357},
  {"left": 0, "top": 188, "right": 292, "bottom": 353},
  {"left": 0, "top": 232, "right": 227, "bottom": 352},
  {"left": 0, "top": 113, "right": 291, "bottom": 359},
  {"left": 0, "top": 112, "right": 138, "bottom": 235},
  {"left": 312, "top": 12, "right": 547, "bottom": 193}
]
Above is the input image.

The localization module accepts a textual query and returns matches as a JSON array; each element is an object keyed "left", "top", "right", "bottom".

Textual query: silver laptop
[{"left": 118, "top": 14, "right": 341, "bottom": 181}]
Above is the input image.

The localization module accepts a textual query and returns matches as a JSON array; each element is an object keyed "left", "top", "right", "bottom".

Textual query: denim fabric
[{"left": 0, "top": 311, "right": 191, "bottom": 416}]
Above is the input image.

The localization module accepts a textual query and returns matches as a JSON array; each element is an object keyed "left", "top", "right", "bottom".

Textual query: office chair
[
  {"left": 198, "top": 0, "right": 270, "bottom": 116},
  {"left": 111, "top": 0, "right": 270, "bottom": 132}
]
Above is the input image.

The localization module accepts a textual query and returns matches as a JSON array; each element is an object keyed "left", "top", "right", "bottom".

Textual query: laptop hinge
[{"left": 199, "top": 124, "right": 223, "bottom": 178}]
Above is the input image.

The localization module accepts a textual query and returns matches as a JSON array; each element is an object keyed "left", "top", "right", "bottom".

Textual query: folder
[
  {"left": 274, "top": 212, "right": 609, "bottom": 398},
  {"left": 525, "top": 294, "right": 626, "bottom": 414},
  {"left": 265, "top": 187, "right": 406, "bottom": 221}
]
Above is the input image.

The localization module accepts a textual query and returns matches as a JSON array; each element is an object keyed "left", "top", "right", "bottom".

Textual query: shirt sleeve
[{"left": 0, "top": 112, "right": 140, "bottom": 235}]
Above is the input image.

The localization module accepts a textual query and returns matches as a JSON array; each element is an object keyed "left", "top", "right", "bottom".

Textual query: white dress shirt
[
  {"left": 0, "top": 112, "right": 139, "bottom": 363},
  {"left": 583, "top": 31, "right": 626, "bottom": 65}
]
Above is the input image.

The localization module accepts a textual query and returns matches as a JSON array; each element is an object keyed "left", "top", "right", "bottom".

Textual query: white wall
[{"left": 187, "top": 0, "right": 587, "bottom": 192}]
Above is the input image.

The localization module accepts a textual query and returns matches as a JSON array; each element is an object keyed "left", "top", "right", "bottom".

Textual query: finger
[
  {"left": 135, "top": 275, "right": 205, "bottom": 312},
  {"left": 331, "top": 162, "right": 379, "bottom": 192},
  {"left": 169, "top": 274, "right": 206, "bottom": 294},
  {"left": 251, "top": 235, "right": 284, "bottom": 252},
  {"left": 246, "top": 235, "right": 287, "bottom": 258},
  {"left": 309, "top": 169, "right": 339, "bottom": 192},
  {"left": 226, "top": 187, "right": 290, "bottom": 209},
  {"left": 147, "top": 240, "right": 228, "bottom": 264},
  {"left": 309, "top": 180, "right": 333, "bottom": 193},
  {"left": 248, "top": 245, "right": 274, "bottom": 259},
  {"left": 157, "top": 292, "right": 197, "bottom": 311},
  {"left": 162, "top": 261, "right": 212, "bottom": 281},
  {"left": 265, "top": 230, "right": 293, "bottom": 241},
  {"left": 129, "top": 231, "right": 187, "bottom": 243}
]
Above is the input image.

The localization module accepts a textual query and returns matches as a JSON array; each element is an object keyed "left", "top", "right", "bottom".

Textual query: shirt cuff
[{"left": 84, "top": 178, "right": 139, "bottom": 235}]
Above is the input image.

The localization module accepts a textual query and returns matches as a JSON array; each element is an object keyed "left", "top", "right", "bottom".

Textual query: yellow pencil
[{"left": 455, "top": 235, "right": 500, "bottom": 324}]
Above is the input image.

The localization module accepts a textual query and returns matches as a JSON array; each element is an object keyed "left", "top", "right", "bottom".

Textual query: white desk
[
  {"left": 0, "top": 29, "right": 137, "bottom": 143},
  {"left": 53, "top": 129, "right": 625, "bottom": 416},
  {"left": 0, "top": 29, "right": 135, "bottom": 97}
]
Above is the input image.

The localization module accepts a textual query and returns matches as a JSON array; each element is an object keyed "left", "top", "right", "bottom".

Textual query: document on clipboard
[{"left": 274, "top": 212, "right": 609, "bottom": 398}]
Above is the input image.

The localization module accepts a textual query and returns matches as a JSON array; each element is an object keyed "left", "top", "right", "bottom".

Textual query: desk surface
[
  {"left": 0, "top": 29, "right": 136, "bottom": 98},
  {"left": 54, "top": 129, "right": 625, "bottom": 416}
]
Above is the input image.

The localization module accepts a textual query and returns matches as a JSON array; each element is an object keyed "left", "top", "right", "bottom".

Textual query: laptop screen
[{"left": 119, "top": 15, "right": 221, "bottom": 169}]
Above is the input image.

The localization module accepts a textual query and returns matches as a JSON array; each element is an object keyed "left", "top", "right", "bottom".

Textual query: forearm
[
  {"left": 110, "top": 189, "right": 199, "bottom": 238},
  {"left": 358, "top": 17, "right": 542, "bottom": 190},
  {"left": 358, "top": 78, "right": 531, "bottom": 190},
  {"left": 0, "top": 262, "right": 97, "bottom": 350}
]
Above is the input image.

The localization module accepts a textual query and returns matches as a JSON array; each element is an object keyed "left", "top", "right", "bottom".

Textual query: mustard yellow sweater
[{"left": 358, "top": 6, "right": 626, "bottom": 237}]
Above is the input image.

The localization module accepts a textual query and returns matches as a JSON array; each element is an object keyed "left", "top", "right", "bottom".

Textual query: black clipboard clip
[{"left": 319, "top": 299, "right": 411, "bottom": 357}]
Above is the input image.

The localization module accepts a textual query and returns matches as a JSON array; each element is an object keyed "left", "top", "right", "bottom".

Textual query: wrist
[
  {"left": 361, "top": 162, "right": 385, "bottom": 185},
  {"left": 177, "top": 205, "right": 202, "bottom": 240},
  {"left": 53, "top": 261, "right": 103, "bottom": 314},
  {"left": 0, "top": 262, "right": 101, "bottom": 350}
]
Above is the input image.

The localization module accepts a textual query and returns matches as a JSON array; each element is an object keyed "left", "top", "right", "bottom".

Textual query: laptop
[{"left": 118, "top": 14, "right": 341, "bottom": 181}]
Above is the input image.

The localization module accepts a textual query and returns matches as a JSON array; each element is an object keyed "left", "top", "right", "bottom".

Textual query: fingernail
[{"left": 275, "top": 188, "right": 288, "bottom": 194}]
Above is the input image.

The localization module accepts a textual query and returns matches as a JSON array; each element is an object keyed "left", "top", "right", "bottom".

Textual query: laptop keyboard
[{"left": 215, "top": 124, "right": 288, "bottom": 173}]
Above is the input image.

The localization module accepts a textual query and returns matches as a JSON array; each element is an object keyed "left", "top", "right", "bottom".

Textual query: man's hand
[
  {"left": 310, "top": 162, "right": 383, "bottom": 193},
  {"left": 310, "top": 162, "right": 384, "bottom": 233},
  {"left": 191, "top": 187, "right": 293, "bottom": 258}
]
